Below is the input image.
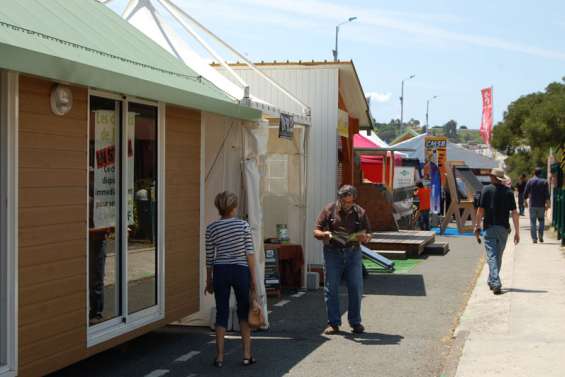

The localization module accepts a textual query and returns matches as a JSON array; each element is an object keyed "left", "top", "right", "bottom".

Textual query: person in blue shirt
[{"left": 524, "top": 167, "right": 550, "bottom": 243}]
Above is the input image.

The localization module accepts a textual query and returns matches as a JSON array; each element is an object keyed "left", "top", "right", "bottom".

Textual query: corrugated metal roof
[{"left": 0, "top": 0, "right": 260, "bottom": 121}]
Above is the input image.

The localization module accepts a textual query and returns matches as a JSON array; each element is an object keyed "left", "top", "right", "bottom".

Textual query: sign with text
[
  {"left": 425, "top": 136, "right": 447, "bottom": 184},
  {"left": 93, "top": 110, "right": 135, "bottom": 229},
  {"left": 278, "top": 113, "right": 294, "bottom": 139},
  {"left": 393, "top": 167, "right": 415, "bottom": 189}
]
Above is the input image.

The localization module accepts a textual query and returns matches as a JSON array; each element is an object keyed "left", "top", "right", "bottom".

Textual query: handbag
[{"left": 248, "top": 291, "right": 265, "bottom": 329}]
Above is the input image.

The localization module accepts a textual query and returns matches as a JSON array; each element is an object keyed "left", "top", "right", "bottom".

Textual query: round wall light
[{"left": 50, "top": 84, "right": 73, "bottom": 116}]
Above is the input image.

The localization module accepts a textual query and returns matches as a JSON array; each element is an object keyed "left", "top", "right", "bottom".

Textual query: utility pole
[
  {"left": 333, "top": 17, "right": 357, "bottom": 62},
  {"left": 425, "top": 95, "right": 438, "bottom": 133},
  {"left": 400, "top": 74, "right": 415, "bottom": 131}
]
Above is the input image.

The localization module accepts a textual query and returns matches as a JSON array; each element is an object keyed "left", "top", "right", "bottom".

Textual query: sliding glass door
[
  {"left": 88, "top": 93, "right": 162, "bottom": 345},
  {"left": 0, "top": 70, "right": 17, "bottom": 377}
]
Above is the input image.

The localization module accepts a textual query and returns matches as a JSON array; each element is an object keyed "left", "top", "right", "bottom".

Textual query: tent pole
[
  {"left": 158, "top": 0, "right": 310, "bottom": 116},
  {"left": 156, "top": 0, "right": 249, "bottom": 90}
]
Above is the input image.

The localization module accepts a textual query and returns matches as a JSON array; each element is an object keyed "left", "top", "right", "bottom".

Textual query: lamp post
[
  {"left": 399, "top": 74, "right": 415, "bottom": 130},
  {"left": 333, "top": 17, "right": 357, "bottom": 62},
  {"left": 425, "top": 95, "right": 438, "bottom": 133}
]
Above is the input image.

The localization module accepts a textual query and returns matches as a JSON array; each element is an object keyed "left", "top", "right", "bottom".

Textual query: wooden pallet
[
  {"left": 367, "top": 230, "right": 436, "bottom": 258},
  {"left": 375, "top": 250, "right": 407, "bottom": 260},
  {"left": 424, "top": 242, "right": 450, "bottom": 256}
]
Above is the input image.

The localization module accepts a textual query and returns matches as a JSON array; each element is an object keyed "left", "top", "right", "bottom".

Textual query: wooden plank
[
  {"left": 18, "top": 345, "right": 86, "bottom": 377},
  {"left": 20, "top": 168, "right": 86, "bottom": 188},
  {"left": 20, "top": 257, "right": 84, "bottom": 289},
  {"left": 20, "top": 149, "right": 86, "bottom": 170},
  {"left": 20, "top": 130, "right": 86, "bottom": 152},
  {"left": 19, "top": 291, "right": 84, "bottom": 327},
  {"left": 20, "top": 309, "right": 84, "bottom": 347},
  {"left": 20, "top": 205, "right": 85, "bottom": 228},
  {"left": 19, "top": 187, "right": 85, "bottom": 208},
  {"left": 20, "top": 112, "right": 87, "bottom": 137},
  {"left": 20, "top": 239, "right": 85, "bottom": 267},
  {"left": 19, "top": 222, "right": 85, "bottom": 248},
  {"left": 20, "top": 327, "right": 85, "bottom": 370},
  {"left": 20, "top": 274, "right": 84, "bottom": 307}
]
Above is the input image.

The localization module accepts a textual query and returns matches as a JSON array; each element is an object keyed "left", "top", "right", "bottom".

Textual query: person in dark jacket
[
  {"left": 515, "top": 174, "right": 527, "bottom": 216},
  {"left": 524, "top": 167, "right": 550, "bottom": 243}
]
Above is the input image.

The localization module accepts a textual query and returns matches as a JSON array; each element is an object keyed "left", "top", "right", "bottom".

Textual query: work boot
[{"left": 351, "top": 324, "right": 365, "bottom": 334}]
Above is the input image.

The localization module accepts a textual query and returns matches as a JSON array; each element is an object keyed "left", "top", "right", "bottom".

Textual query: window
[
  {"left": 88, "top": 93, "right": 163, "bottom": 346},
  {"left": 0, "top": 70, "right": 17, "bottom": 377}
]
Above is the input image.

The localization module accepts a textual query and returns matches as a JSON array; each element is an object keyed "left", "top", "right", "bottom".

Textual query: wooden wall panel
[
  {"left": 164, "top": 105, "right": 201, "bottom": 322},
  {"left": 18, "top": 75, "right": 88, "bottom": 377}
]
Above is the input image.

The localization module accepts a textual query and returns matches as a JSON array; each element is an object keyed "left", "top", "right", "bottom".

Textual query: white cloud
[
  {"left": 367, "top": 92, "right": 392, "bottom": 103},
  {"left": 229, "top": 0, "right": 565, "bottom": 61}
]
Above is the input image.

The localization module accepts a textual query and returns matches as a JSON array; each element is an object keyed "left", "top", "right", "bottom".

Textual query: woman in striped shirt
[{"left": 205, "top": 191, "right": 257, "bottom": 367}]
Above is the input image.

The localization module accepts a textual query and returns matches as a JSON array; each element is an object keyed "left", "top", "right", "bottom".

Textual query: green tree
[{"left": 491, "top": 78, "right": 565, "bottom": 181}]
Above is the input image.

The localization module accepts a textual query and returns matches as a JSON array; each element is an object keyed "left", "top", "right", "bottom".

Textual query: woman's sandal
[
  {"left": 242, "top": 356, "right": 256, "bottom": 366},
  {"left": 213, "top": 359, "right": 223, "bottom": 368}
]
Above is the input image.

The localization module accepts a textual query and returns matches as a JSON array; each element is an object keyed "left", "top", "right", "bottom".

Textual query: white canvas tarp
[{"left": 180, "top": 113, "right": 269, "bottom": 328}]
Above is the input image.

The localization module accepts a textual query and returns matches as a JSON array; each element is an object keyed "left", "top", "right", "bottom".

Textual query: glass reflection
[
  {"left": 127, "top": 103, "right": 158, "bottom": 314},
  {"left": 89, "top": 96, "right": 121, "bottom": 326}
]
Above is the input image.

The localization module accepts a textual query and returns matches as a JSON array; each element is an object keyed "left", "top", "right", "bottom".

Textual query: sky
[{"left": 108, "top": 0, "right": 565, "bottom": 129}]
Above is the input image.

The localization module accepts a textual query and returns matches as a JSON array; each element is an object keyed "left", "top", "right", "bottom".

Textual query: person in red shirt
[{"left": 414, "top": 182, "right": 431, "bottom": 230}]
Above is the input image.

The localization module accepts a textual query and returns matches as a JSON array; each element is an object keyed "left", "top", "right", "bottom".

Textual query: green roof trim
[{"left": 0, "top": 0, "right": 260, "bottom": 121}]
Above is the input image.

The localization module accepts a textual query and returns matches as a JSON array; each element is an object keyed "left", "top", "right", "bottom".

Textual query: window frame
[
  {"left": 87, "top": 90, "right": 166, "bottom": 347},
  {"left": 0, "top": 70, "right": 18, "bottom": 377}
]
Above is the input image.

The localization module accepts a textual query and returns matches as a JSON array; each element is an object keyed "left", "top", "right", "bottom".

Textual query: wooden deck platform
[{"left": 367, "top": 230, "right": 436, "bottom": 258}]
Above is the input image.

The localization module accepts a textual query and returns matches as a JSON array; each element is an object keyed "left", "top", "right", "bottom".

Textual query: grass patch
[{"left": 363, "top": 258, "right": 421, "bottom": 273}]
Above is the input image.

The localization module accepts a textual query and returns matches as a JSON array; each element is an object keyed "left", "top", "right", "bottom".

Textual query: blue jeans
[
  {"left": 213, "top": 264, "right": 251, "bottom": 328},
  {"left": 323, "top": 246, "right": 363, "bottom": 327},
  {"left": 419, "top": 210, "right": 430, "bottom": 230},
  {"left": 529, "top": 207, "right": 545, "bottom": 241},
  {"left": 484, "top": 226, "right": 509, "bottom": 289}
]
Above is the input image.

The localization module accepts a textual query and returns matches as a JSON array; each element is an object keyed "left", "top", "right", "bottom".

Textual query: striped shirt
[{"left": 206, "top": 218, "right": 255, "bottom": 268}]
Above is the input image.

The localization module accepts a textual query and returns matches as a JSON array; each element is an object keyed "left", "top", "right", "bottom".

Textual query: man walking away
[
  {"left": 524, "top": 167, "right": 550, "bottom": 243},
  {"left": 474, "top": 168, "right": 520, "bottom": 295},
  {"left": 516, "top": 174, "right": 527, "bottom": 216},
  {"left": 314, "top": 185, "right": 371, "bottom": 334}
]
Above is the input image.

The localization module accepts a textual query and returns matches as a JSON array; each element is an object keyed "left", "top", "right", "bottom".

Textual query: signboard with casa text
[
  {"left": 393, "top": 167, "right": 415, "bottom": 189},
  {"left": 93, "top": 110, "right": 135, "bottom": 229},
  {"left": 424, "top": 136, "right": 447, "bottom": 184}
]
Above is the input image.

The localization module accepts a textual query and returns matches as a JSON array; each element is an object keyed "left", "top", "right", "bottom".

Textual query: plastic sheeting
[{"left": 181, "top": 113, "right": 269, "bottom": 328}]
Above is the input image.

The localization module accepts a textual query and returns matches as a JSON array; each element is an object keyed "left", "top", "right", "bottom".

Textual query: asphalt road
[{"left": 51, "top": 235, "right": 483, "bottom": 377}]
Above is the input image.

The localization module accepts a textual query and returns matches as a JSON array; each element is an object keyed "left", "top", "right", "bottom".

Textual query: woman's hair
[{"left": 214, "top": 191, "right": 238, "bottom": 217}]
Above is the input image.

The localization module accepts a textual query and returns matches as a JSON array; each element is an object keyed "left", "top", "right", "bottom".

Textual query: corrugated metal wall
[{"left": 224, "top": 66, "right": 339, "bottom": 266}]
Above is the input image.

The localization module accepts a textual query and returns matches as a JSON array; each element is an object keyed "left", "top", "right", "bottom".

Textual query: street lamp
[
  {"left": 333, "top": 17, "right": 357, "bottom": 62},
  {"left": 425, "top": 95, "right": 438, "bottom": 133},
  {"left": 399, "top": 74, "right": 415, "bottom": 130}
]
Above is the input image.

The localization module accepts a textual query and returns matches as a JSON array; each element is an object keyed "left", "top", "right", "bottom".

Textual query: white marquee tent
[{"left": 103, "top": 0, "right": 311, "bottom": 329}]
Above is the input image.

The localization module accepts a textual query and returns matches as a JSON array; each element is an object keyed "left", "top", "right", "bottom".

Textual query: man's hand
[
  {"left": 314, "top": 230, "right": 332, "bottom": 241},
  {"left": 514, "top": 233, "right": 520, "bottom": 245},
  {"left": 356, "top": 232, "right": 371, "bottom": 244},
  {"left": 474, "top": 226, "right": 482, "bottom": 244}
]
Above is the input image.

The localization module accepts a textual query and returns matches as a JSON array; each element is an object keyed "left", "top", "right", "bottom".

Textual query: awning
[{"left": 0, "top": 0, "right": 260, "bottom": 121}]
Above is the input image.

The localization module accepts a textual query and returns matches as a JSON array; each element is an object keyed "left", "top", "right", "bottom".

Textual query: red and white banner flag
[{"left": 480, "top": 87, "right": 493, "bottom": 145}]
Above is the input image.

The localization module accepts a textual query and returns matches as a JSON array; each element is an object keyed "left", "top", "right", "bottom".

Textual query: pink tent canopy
[{"left": 353, "top": 133, "right": 404, "bottom": 184}]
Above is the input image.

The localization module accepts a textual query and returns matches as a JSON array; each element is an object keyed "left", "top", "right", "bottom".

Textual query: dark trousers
[
  {"left": 213, "top": 264, "right": 251, "bottom": 328},
  {"left": 518, "top": 193, "right": 525, "bottom": 215},
  {"left": 89, "top": 238, "right": 107, "bottom": 317},
  {"left": 419, "top": 210, "right": 430, "bottom": 230}
]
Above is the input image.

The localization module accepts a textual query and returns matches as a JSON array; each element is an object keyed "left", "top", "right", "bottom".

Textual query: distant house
[{"left": 0, "top": 1, "right": 261, "bottom": 376}]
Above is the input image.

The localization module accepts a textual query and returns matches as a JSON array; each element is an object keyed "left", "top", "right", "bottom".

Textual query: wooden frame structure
[{"left": 440, "top": 161, "right": 478, "bottom": 234}]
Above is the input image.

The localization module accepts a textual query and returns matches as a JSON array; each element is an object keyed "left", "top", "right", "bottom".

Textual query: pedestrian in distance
[
  {"left": 524, "top": 167, "right": 550, "bottom": 243},
  {"left": 515, "top": 174, "right": 528, "bottom": 216},
  {"left": 414, "top": 181, "right": 431, "bottom": 230},
  {"left": 313, "top": 185, "right": 371, "bottom": 335},
  {"left": 474, "top": 168, "right": 520, "bottom": 295},
  {"left": 205, "top": 191, "right": 258, "bottom": 368}
]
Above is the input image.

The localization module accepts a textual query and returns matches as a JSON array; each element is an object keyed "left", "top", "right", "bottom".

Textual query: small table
[{"left": 264, "top": 243, "right": 304, "bottom": 289}]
